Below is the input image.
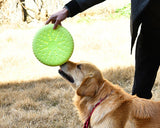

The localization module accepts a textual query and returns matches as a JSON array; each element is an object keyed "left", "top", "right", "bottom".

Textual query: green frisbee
[{"left": 32, "top": 24, "right": 74, "bottom": 66}]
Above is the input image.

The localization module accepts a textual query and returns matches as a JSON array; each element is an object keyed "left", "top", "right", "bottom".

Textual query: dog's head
[{"left": 58, "top": 61, "right": 104, "bottom": 97}]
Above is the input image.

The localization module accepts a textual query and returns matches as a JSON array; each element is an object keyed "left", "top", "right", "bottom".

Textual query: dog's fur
[{"left": 59, "top": 61, "right": 160, "bottom": 128}]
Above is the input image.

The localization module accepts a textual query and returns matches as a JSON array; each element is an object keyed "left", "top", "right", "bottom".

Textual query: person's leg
[{"left": 132, "top": 34, "right": 159, "bottom": 99}]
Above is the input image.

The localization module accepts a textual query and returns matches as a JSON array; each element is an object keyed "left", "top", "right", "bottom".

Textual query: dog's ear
[{"left": 77, "top": 77, "right": 99, "bottom": 97}]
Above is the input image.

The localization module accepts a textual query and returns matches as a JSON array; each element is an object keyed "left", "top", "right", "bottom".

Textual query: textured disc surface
[{"left": 32, "top": 24, "right": 74, "bottom": 66}]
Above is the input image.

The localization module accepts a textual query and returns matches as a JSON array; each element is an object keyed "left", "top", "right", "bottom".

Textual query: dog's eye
[{"left": 77, "top": 64, "right": 81, "bottom": 70}]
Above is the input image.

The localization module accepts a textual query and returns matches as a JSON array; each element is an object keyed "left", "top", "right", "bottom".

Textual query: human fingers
[
  {"left": 45, "top": 15, "right": 56, "bottom": 25},
  {"left": 53, "top": 19, "right": 62, "bottom": 29},
  {"left": 45, "top": 18, "right": 51, "bottom": 25}
]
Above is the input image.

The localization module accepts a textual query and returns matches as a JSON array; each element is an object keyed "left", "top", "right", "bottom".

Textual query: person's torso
[{"left": 142, "top": 0, "right": 160, "bottom": 29}]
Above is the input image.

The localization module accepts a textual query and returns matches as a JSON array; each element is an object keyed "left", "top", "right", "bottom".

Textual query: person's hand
[{"left": 45, "top": 8, "right": 69, "bottom": 29}]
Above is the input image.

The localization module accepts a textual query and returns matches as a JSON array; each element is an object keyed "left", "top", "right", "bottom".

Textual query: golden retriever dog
[{"left": 58, "top": 61, "right": 160, "bottom": 128}]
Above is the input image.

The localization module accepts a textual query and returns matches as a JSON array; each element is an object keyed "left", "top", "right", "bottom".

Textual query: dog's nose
[{"left": 60, "top": 62, "right": 67, "bottom": 68}]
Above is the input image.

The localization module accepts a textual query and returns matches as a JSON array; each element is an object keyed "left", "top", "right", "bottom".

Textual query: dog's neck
[
  {"left": 83, "top": 85, "right": 113, "bottom": 128},
  {"left": 74, "top": 81, "right": 113, "bottom": 122},
  {"left": 98, "top": 82, "right": 105, "bottom": 93}
]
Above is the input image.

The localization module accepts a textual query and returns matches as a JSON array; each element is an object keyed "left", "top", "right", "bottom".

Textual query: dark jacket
[
  {"left": 65, "top": 0, "right": 150, "bottom": 51},
  {"left": 130, "top": 0, "right": 150, "bottom": 51}
]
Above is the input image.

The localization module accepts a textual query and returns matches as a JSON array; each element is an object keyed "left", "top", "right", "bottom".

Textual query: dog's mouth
[{"left": 58, "top": 69, "right": 74, "bottom": 83}]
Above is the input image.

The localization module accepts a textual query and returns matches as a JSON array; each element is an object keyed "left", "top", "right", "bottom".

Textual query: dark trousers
[{"left": 132, "top": 28, "right": 160, "bottom": 99}]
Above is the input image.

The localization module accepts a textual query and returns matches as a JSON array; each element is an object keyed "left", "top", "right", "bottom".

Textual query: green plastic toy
[{"left": 32, "top": 24, "right": 74, "bottom": 66}]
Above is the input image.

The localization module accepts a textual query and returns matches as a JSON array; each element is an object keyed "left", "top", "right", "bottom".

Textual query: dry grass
[
  {"left": 0, "top": 0, "right": 130, "bottom": 24},
  {"left": 0, "top": 1, "right": 160, "bottom": 127},
  {"left": 0, "top": 78, "right": 82, "bottom": 128},
  {"left": 0, "top": 67, "right": 159, "bottom": 128}
]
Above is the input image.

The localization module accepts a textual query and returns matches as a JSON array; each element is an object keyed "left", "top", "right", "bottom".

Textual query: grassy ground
[
  {"left": 0, "top": 1, "right": 160, "bottom": 127},
  {"left": 0, "top": 67, "right": 135, "bottom": 128}
]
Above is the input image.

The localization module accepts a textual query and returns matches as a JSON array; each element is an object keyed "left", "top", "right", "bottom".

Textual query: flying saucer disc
[{"left": 32, "top": 24, "right": 74, "bottom": 66}]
